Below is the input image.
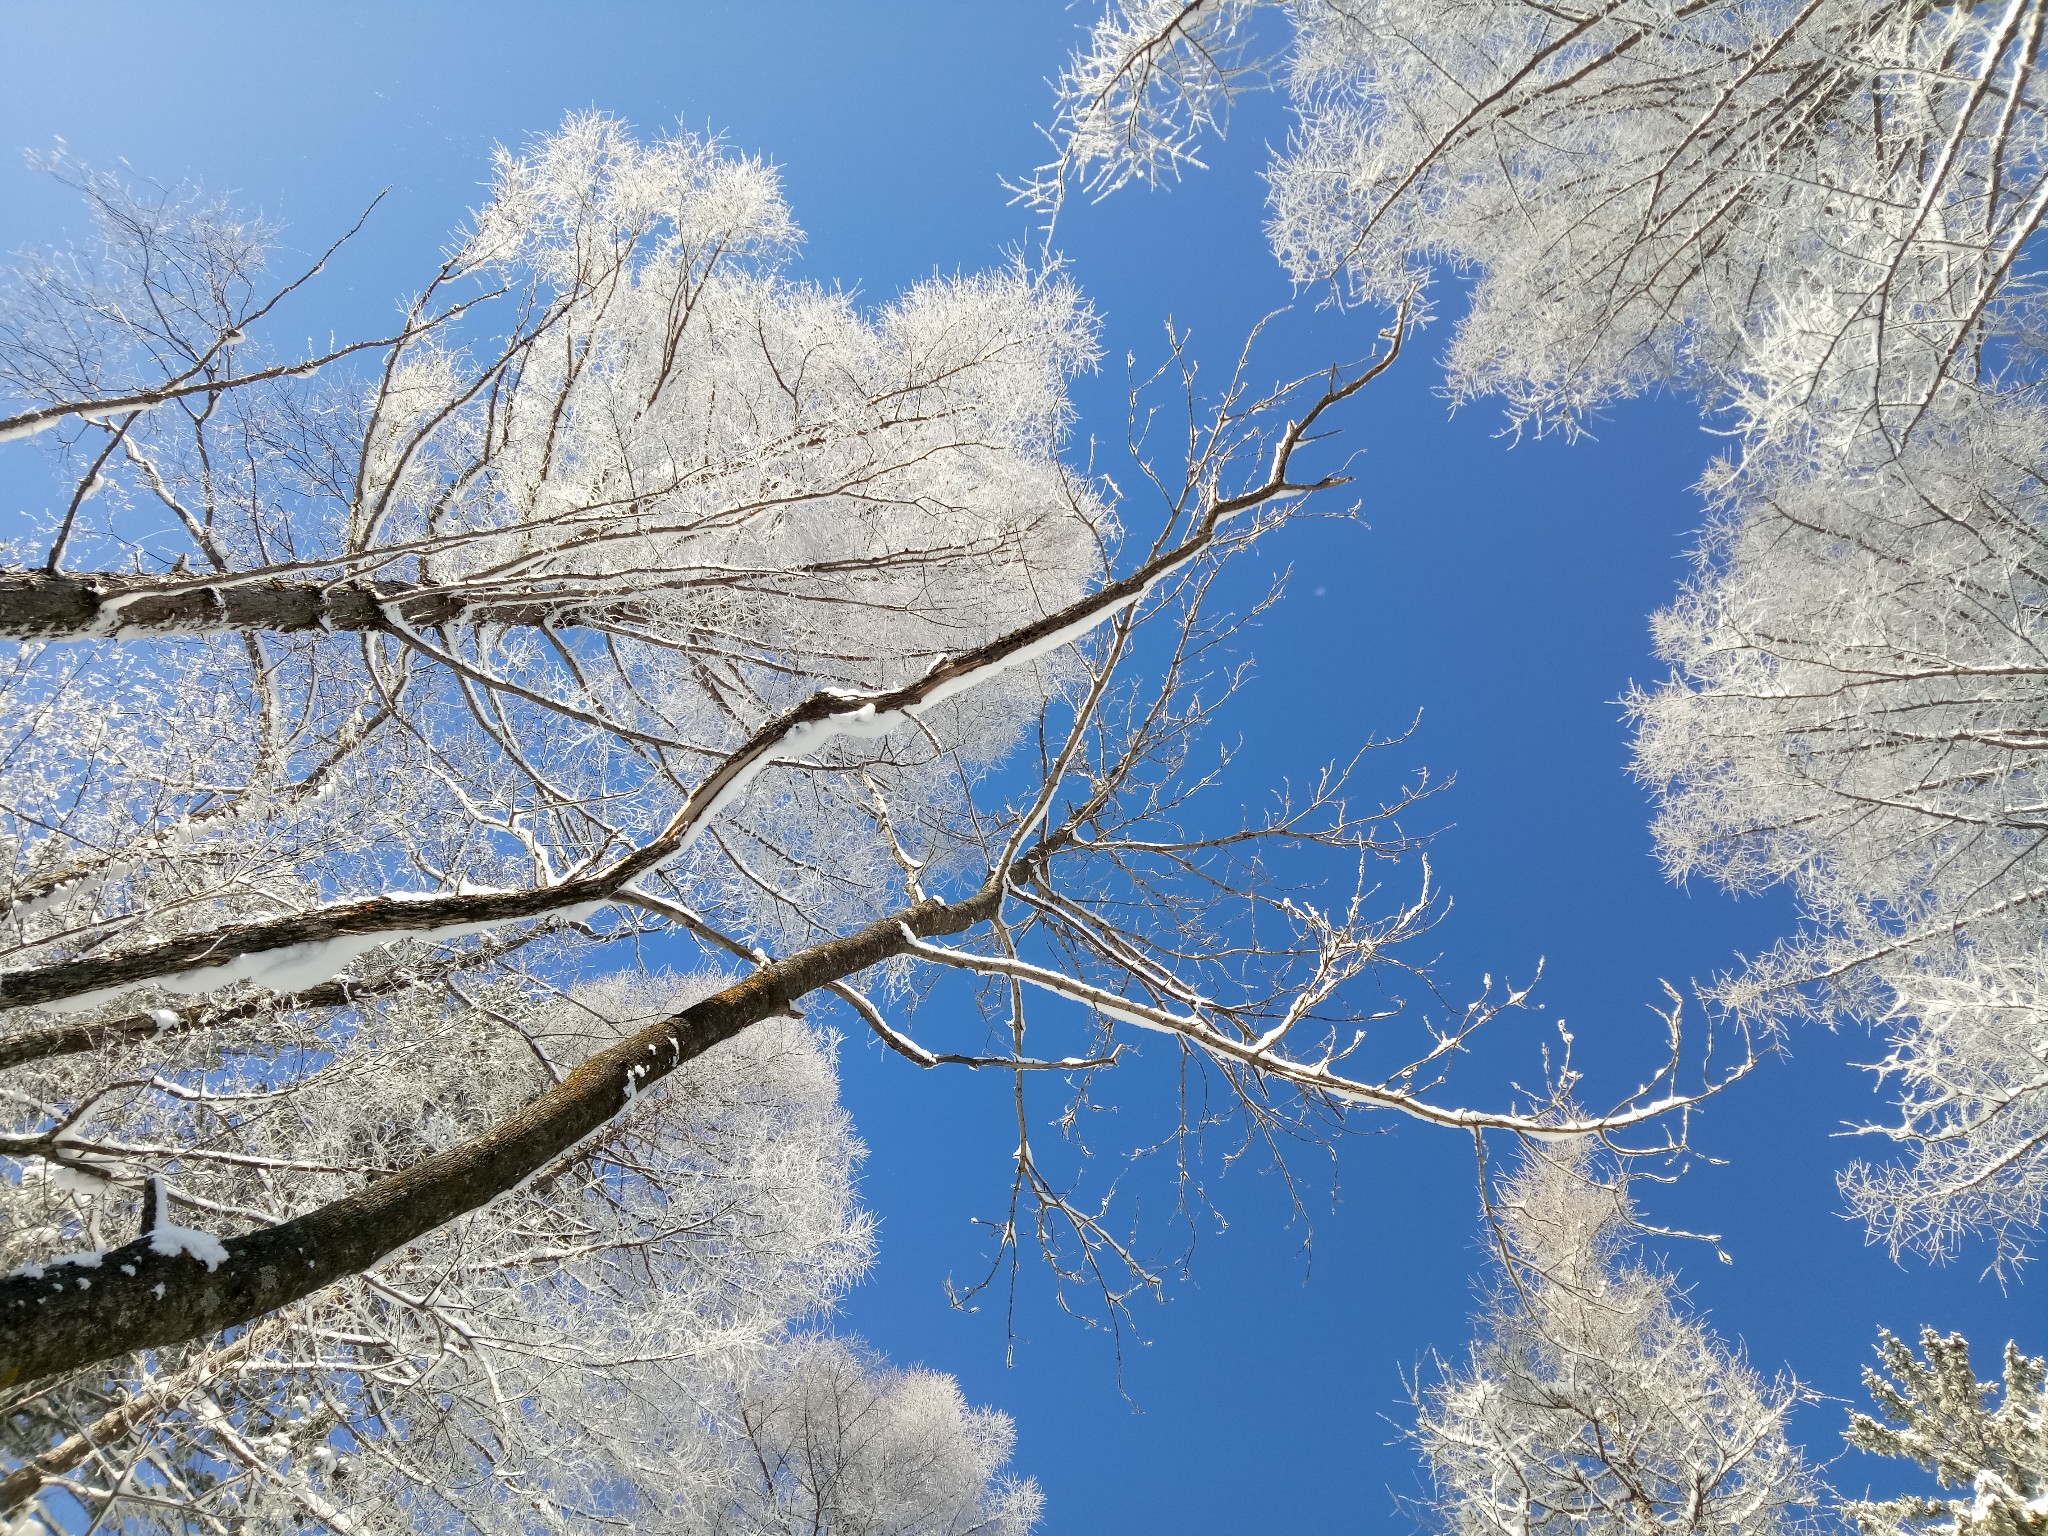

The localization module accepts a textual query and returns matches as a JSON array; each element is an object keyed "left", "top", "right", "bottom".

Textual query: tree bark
[
  {"left": 0, "top": 982, "right": 349, "bottom": 1073},
  {"left": 0, "top": 884, "right": 997, "bottom": 1391},
  {"left": 0, "top": 569, "right": 618, "bottom": 639}
]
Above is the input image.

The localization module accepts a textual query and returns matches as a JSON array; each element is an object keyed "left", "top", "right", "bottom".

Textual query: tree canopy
[
  {"left": 0, "top": 110, "right": 1719, "bottom": 1531},
  {"left": 3, "top": 5, "right": 2045, "bottom": 1529}
]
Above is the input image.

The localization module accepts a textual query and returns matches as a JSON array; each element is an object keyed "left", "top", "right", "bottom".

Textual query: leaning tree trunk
[{"left": 0, "top": 885, "right": 998, "bottom": 1391}]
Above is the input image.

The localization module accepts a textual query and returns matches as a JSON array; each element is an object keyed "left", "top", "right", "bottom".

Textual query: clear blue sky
[{"left": 0, "top": 6, "right": 2028, "bottom": 1531}]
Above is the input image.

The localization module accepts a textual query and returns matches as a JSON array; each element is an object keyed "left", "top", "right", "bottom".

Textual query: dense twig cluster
[{"left": 1414, "top": 1139, "right": 1816, "bottom": 1536}]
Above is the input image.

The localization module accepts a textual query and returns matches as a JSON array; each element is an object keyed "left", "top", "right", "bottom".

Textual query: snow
[
  {"left": 45, "top": 1160, "right": 117, "bottom": 1194},
  {"left": 35, "top": 895, "right": 582, "bottom": 1015},
  {"left": 4, "top": 804, "right": 256, "bottom": 918},
  {"left": 78, "top": 398, "right": 165, "bottom": 424},
  {"left": 7, "top": 1247, "right": 106, "bottom": 1281},
  {"left": 0, "top": 413, "right": 60, "bottom": 444},
  {"left": 6, "top": 871, "right": 102, "bottom": 924},
  {"left": 149, "top": 1223, "right": 229, "bottom": 1270},
  {"left": 79, "top": 585, "right": 226, "bottom": 639},
  {"left": 391, "top": 882, "right": 509, "bottom": 901},
  {"left": 147, "top": 1178, "right": 229, "bottom": 1270},
  {"left": 913, "top": 586, "right": 1147, "bottom": 716},
  {"left": 671, "top": 699, "right": 901, "bottom": 857}
]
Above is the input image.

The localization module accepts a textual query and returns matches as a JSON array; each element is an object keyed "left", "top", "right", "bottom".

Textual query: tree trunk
[
  {"left": 0, "top": 569, "right": 601, "bottom": 639},
  {"left": 0, "top": 884, "right": 997, "bottom": 1391}
]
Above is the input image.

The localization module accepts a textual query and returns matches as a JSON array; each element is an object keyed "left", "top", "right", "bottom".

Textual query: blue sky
[{"left": 0, "top": 5, "right": 2029, "bottom": 1531}]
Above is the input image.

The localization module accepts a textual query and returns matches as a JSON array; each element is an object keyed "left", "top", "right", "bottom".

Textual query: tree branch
[{"left": 0, "top": 883, "right": 999, "bottom": 1391}]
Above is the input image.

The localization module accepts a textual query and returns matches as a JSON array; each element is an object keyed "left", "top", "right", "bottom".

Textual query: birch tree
[
  {"left": 1038, "top": 0, "right": 2048, "bottom": 1262},
  {"left": 1413, "top": 1136, "right": 1816, "bottom": 1536},
  {"left": 0, "top": 115, "right": 1742, "bottom": 1525}
]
